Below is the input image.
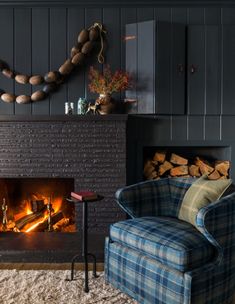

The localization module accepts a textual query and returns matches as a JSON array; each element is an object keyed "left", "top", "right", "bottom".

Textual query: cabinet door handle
[
  {"left": 190, "top": 64, "right": 197, "bottom": 74},
  {"left": 177, "top": 64, "right": 184, "bottom": 74}
]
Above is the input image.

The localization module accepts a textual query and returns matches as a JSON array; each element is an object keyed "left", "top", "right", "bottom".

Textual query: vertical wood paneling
[
  {"left": 137, "top": 21, "right": 155, "bottom": 113},
  {"left": 188, "top": 116, "right": 204, "bottom": 140},
  {"left": 120, "top": 7, "right": 137, "bottom": 70},
  {"left": 0, "top": 9, "right": 14, "bottom": 114},
  {"left": 103, "top": 8, "right": 120, "bottom": 100},
  {"left": 222, "top": 8, "right": 235, "bottom": 24},
  {"left": 222, "top": 116, "right": 235, "bottom": 141},
  {"left": 125, "top": 22, "right": 137, "bottom": 109},
  {"left": 222, "top": 26, "right": 235, "bottom": 115},
  {"left": 31, "top": 8, "right": 50, "bottom": 115},
  {"left": 205, "top": 8, "right": 221, "bottom": 24},
  {"left": 14, "top": 8, "right": 32, "bottom": 114},
  {"left": 172, "top": 24, "right": 186, "bottom": 114},
  {"left": 156, "top": 22, "right": 171, "bottom": 113},
  {"left": 67, "top": 8, "right": 85, "bottom": 105},
  {"left": 137, "top": 7, "right": 154, "bottom": 22},
  {"left": 205, "top": 26, "right": 221, "bottom": 114},
  {"left": 205, "top": 116, "right": 221, "bottom": 140},
  {"left": 49, "top": 8, "right": 67, "bottom": 114},
  {"left": 85, "top": 8, "right": 103, "bottom": 101},
  {"left": 103, "top": 8, "right": 120, "bottom": 70},
  {"left": 154, "top": 7, "right": 171, "bottom": 22},
  {"left": 172, "top": 8, "right": 187, "bottom": 24},
  {"left": 187, "top": 26, "right": 205, "bottom": 114},
  {"left": 188, "top": 8, "right": 205, "bottom": 24},
  {"left": 0, "top": 6, "right": 234, "bottom": 116},
  {"left": 172, "top": 116, "right": 187, "bottom": 140}
]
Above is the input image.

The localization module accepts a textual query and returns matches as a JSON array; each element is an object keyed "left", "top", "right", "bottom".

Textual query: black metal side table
[{"left": 67, "top": 195, "right": 103, "bottom": 293}]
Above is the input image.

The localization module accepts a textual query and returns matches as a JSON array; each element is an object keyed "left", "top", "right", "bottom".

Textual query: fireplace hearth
[{"left": 0, "top": 178, "right": 75, "bottom": 233}]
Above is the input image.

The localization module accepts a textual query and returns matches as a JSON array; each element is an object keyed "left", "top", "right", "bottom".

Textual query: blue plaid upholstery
[
  {"left": 115, "top": 177, "right": 194, "bottom": 218},
  {"left": 110, "top": 216, "right": 215, "bottom": 272},
  {"left": 105, "top": 238, "right": 185, "bottom": 304},
  {"left": 106, "top": 178, "right": 235, "bottom": 304}
]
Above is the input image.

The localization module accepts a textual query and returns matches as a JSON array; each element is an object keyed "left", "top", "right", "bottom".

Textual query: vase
[{"left": 95, "top": 93, "right": 116, "bottom": 114}]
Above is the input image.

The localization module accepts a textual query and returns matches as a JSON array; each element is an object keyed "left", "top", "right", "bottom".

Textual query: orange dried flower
[{"left": 88, "top": 65, "right": 131, "bottom": 95}]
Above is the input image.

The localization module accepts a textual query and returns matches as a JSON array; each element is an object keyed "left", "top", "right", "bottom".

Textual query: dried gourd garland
[{"left": 0, "top": 22, "right": 106, "bottom": 104}]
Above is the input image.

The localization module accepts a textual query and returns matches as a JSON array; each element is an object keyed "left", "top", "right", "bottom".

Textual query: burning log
[
  {"left": 53, "top": 218, "right": 70, "bottom": 231},
  {"left": 32, "top": 211, "right": 64, "bottom": 232},
  {"left": 15, "top": 212, "right": 44, "bottom": 230},
  {"left": 30, "top": 199, "right": 46, "bottom": 213}
]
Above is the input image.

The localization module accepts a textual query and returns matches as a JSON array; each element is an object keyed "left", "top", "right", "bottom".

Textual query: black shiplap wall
[{"left": 0, "top": 6, "right": 235, "bottom": 115}]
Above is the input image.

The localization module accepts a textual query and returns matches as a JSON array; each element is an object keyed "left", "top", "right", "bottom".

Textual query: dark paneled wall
[{"left": 0, "top": 6, "right": 235, "bottom": 115}]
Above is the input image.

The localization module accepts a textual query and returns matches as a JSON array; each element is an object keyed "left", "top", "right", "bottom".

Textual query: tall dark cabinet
[
  {"left": 125, "top": 20, "right": 186, "bottom": 114},
  {"left": 126, "top": 21, "right": 235, "bottom": 115}
]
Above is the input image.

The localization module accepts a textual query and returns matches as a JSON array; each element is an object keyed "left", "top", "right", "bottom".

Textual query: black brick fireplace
[{"left": 0, "top": 115, "right": 127, "bottom": 262}]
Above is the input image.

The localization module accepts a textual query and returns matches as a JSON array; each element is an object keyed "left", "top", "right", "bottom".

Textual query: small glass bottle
[
  {"left": 65, "top": 102, "right": 74, "bottom": 115},
  {"left": 77, "top": 98, "right": 87, "bottom": 115}
]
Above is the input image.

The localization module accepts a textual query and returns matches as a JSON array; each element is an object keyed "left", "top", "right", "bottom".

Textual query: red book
[{"left": 71, "top": 191, "right": 98, "bottom": 201}]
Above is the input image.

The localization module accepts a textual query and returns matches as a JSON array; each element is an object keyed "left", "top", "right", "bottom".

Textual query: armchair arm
[
  {"left": 196, "top": 192, "right": 235, "bottom": 261},
  {"left": 115, "top": 179, "right": 170, "bottom": 218}
]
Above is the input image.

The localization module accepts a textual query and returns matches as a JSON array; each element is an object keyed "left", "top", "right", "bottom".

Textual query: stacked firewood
[{"left": 144, "top": 151, "right": 230, "bottom": 180}]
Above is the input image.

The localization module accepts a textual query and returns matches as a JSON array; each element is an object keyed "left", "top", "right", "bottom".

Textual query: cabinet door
[
  {"left": 223, "top": 26, "right": 235, "bottom": 115},
  {"left": 125, "top": 20, "right": 186, "bottom": 114},
  {"left": 156, "top": 22, "right": 186, "bottom": 114},
  {"left": 187, "top": 25, "right": 221, "bottom": 115}
]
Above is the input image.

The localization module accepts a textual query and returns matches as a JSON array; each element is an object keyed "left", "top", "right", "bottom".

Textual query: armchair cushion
[
  {"left": 110, "top": 216, "right": 215, "bottom": 272},
  {"left": 178, "top": 175, "right": 232, "bottom": 227}
]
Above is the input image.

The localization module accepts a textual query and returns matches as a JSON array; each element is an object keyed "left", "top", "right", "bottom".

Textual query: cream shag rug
[{"left": 0, "top": 270, "right": 137, "bottom": 304}]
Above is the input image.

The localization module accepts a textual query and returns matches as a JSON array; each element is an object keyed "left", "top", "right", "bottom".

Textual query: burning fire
[
  {"left": 25, "top": 215, "right": 48, "bottom": 233},
  {"left": 1, "top": 192, "right": 75, "bottom": 233}
]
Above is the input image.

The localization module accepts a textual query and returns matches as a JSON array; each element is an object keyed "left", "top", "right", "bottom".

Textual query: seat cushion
[{"left": 110, "top": 216, "right": 215, "bottom": 272}]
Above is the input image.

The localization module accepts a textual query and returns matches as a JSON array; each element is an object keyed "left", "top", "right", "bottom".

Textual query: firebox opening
[
  {"left": 143, "top": 146, "right": 231, "bottom": 180},
  {"left": 0, "top": 178, "right": 75, "bottom": 233}
]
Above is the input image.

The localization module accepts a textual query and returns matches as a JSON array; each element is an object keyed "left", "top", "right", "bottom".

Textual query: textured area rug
[{"left": 0, "top": 270, "right": 137, "bottom": 304}]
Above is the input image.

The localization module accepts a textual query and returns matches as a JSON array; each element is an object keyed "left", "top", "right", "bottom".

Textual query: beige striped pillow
[{"left": 178, "top": 175, "right": 232, "bottom": 227}]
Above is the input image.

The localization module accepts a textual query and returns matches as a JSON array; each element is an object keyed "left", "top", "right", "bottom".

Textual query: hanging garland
[{"left": 0, "top": 22, "right": 106, "bottom": 104}]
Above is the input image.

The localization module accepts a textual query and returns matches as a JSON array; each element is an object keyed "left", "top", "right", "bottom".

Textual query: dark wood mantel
[{"left": 0, "top": 114, "right": 128, "bottom": 122}]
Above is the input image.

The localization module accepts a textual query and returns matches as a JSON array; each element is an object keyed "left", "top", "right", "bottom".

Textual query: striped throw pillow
[{"left": 178, "top": 175, "right": 232, "bottom": 227}]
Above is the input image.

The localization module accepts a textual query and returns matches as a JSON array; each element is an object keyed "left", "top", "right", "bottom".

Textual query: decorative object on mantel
[
  {"left": 87, "top": 65, "right": 131, "bottom": 114},
  {"left": 0, "top": 23, "right": 106, "bottom": 104},
  {"left": 77, "top": 97, "right": 88, "bottom": 114}
]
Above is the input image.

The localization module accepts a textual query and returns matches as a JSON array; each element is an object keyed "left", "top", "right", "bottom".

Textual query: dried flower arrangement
[{"left": 88, "top": 65, "right": 131, "bottom": 97}]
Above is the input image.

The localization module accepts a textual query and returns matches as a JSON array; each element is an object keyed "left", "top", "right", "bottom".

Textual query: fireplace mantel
[{"left": 0, "top": 114, "right": 128, "bottom": 122}]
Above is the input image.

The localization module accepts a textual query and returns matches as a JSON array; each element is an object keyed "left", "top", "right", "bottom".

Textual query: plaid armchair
[{"left": 105, "top": 178, "right": 235, "bottom": 304}]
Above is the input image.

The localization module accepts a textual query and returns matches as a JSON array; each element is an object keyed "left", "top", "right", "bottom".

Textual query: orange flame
[{"left": 25, "top": 215, "right": 48, "bottom": 233}]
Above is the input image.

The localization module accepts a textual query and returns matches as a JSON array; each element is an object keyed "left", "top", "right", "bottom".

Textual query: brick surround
[{"left": 0, "top": 115, "right": 127, "bottom": 262}]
